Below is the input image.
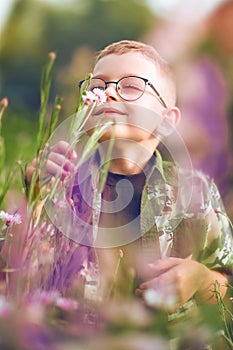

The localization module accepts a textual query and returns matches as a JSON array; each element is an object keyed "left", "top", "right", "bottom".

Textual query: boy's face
[{"left": 90, "top": 52, "right": 167, "bottom": 145}]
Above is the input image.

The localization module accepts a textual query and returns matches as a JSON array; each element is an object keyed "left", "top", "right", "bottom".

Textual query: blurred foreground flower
[
  {"left": 0, "top": 210, "right": 22, "bottom": 226},
  {"left": 0, "top": 98, "right": 8, "bottom": 126},
  {"left": 28, "top": 290, "right": 79, "bottom": 311},
  {"left": 144, "top": 287, "right": 177, "bottom": 311},
  {"left": 48, "top": 51, "right": 56, "bottom": 61},
  {"left": 0, "top": 294, "right": 12, "bottom": 316}
]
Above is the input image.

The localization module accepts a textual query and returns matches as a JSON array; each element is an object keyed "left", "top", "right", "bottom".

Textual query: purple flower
[
  {"left": 28, "top": 290, "right": 60, "bottom": 304},
  {"left": 0, "top": 210, "right": 22, "bottom": 226},
  {"left": 55, "top": 297, "right": 78, "bottom": 311},
  {"left": 28, "top": 290, "right": 78, "bottom": 311}
]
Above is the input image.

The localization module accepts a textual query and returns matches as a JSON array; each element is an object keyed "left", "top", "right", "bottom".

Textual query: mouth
[{"left": 94, "top": 105, "right": 126, "bottom": 117}]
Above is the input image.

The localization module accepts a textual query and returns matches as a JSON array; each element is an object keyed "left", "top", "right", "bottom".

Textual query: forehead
[{"left": 93, "top": 52, "right": 158, "bottom": 79}]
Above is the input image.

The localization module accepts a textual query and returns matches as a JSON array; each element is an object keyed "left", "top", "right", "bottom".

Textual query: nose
[{"left": 105, "top": 83, "right": 120, "bottom": 101}]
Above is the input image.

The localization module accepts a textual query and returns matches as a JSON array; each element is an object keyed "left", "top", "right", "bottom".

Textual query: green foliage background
[{"left": 0, "top": 0, "right": 155, "bottom": 166}]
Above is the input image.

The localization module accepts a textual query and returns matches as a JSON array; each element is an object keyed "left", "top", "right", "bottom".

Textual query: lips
[
  {"left": 94, "top": 108, "right": 126, "bottom": 116},
  {"left": 94, "top": 103, "right": 126, "bottom": 117}
]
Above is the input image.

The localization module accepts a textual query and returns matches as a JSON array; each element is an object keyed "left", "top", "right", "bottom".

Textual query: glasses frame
[{"left": 79, "top": 75, "right": 168, "bottom": 108}]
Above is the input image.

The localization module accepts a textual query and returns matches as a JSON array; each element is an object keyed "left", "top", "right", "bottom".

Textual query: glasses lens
[
  {"left": 88, "top": 78, "right": 105, "bottom": 92},
  {"left": 118, "top": 77, "right": 146, "bottom": 101}
]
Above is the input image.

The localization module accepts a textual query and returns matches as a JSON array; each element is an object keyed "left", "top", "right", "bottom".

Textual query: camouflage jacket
[{"left": 71, "top": 150, "right": 233, "bottom": 277}]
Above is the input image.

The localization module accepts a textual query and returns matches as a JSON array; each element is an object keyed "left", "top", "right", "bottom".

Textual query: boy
[{"left": 27, "top": 40, "right": 233, "bottom": 310}]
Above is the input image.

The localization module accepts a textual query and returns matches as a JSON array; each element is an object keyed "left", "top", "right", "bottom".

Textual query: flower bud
[
  {"left": 0, "top": 98, "right": 8, "bottom": 109},
  {"left": 119, "top": 249, "right": 124, "bottom": 258},
  {"left": 48, "top": 52, "right": 56, "bottom": 61}
]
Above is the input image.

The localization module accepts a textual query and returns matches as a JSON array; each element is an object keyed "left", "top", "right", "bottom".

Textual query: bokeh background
[{"left": 0, "top": 0, "right": 233, "bottom": 217}]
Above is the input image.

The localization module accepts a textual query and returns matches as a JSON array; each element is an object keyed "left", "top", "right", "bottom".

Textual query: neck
[{"left": 98, "top": 139, "right": 158, "bottom": 175}]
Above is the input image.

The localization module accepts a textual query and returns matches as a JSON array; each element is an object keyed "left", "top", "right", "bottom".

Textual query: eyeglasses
[{"left": 78, "top": 75, "right": 167, "bottom": 108}]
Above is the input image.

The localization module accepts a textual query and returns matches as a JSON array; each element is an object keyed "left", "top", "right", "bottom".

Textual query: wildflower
[
  {"left": 93, "top": 88, "right": 107, "bottom": 104},
  {"left": 0, "top": 210, "right": 22, "bottom": 226},
  {"left": 42, "top": 222, "right": 55, "bottom": 237},
  {"left": 0, "top": 98, "right": 8, "bottom": 128},
  {"left": 119, "top": 249, "right": 124, "bottom": 258},
  {"left": 0, "top": 98, "right": 8, "bottom": 109},
  {"left": 144, "top": 287, "right": 177, "bottom": 310},
  {"left": 82, "top": 88, "right": 107, "bottom": 106},
  {"left": 48, "top": 51, "right": 56, "bottom": 61},
  {"left": 28, "top": 290, "right": 78, "bottom": 311},
  {"left": 29, "top": 290, "right": 60, "bottom": 305},
  {"left": 55, "top": 297, "right": 78, "bottom": 311}
]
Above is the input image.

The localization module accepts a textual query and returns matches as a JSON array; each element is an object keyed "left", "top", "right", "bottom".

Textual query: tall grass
[{"left": 0, "top": 52, "right": 232, "bottom": 350}]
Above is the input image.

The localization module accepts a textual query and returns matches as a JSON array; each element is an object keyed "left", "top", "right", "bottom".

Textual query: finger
[
  {"left": 135, "top": 288, "right": 144, "bottom": 297},
  {"left": 140, "top": 257, "right": 183, "bottom": 281},
  {"left": 139, "top": 267, "right": 176, "bottom": 291},
  {"left": 52, "top": 140, "right": 70, "bottom": 154},
  {"left": 48, "top": 152, "right": 75, "bottom": 172},
  {"left": 45, "top": 159, "right": 68, "bottom": 179},
  {"left": 26, "top": 165, "right": 36, "bottom": 182},
  {"left": 52, "top": 141, "right": 77, "bottom": 160}
]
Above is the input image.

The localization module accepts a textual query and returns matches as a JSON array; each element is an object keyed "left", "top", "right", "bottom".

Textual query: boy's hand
[
  {"left": 135, "top": 257, "right": 226, "bottom": 311},
  {"left": 26, "top": 141, "right": 77, "bottom": 183}
]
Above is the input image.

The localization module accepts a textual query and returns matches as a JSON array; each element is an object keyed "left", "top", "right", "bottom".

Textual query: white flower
[
  {"left": 82, "top": 88, "right": 107, "bottom": 106},
  {"left": 144, "top": 288, "right": 177, "bottom": 310},
  {"left": 55, "top": 297, "right": 78, "bottom": 311},
  {"left": 0, "top": 210, "right": 22, "bottom": 226},
  {"left": 92, "top": 88, "right": 107, "bottom": 105}
]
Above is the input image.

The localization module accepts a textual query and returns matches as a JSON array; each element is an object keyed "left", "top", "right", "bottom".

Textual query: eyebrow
[{"left": 92, "top": 74, "right": 149, "bottom": 80}]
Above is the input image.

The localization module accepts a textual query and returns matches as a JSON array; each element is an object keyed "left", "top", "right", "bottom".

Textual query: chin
[{"left": 87, "top": 124, "right": 153, "bottom": 143}]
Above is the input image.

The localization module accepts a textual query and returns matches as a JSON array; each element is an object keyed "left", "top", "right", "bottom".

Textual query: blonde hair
[{"left": 96, "top": 40, "right": 177, "bottom": 106}]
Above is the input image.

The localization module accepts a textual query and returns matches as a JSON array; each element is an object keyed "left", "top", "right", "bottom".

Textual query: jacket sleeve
[{"left": 196, "top": 176, "right": 233, "bottom": 276}]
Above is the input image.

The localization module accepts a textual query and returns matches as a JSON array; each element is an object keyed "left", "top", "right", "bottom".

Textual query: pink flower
[
  {"left": 119, "top": 249, "right": 124, "bottom": 258},
  {"left": 48, "top": 51, "right": 56, "bottom": 61},
  {"left": 29, "top": 290, "right": 60, "bottom": 305},
  {"left": 92, "top": 88, "right": 107, "bottom": 105},
  {"left": 82, "top": 88, "right": 107, "bottom": 106},
  {"left": 55, "top": 297, "right": 78, "bottom": 311},
  {"left": 0, "top": 98, "right": 8, "bottom": 109},
  {"left": 29, "top": 291, "right": 78, "bottom": 311},
  {"left": 82, "top": 91, "right": 97, "bottom": 105},
  {"left": 0, "top": 210, "right": 22, "bottom": 226}
]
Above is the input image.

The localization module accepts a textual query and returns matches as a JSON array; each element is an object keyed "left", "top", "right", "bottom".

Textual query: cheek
[
  {"left": 129, "top": 126, "right": 152, "bottom": 140},
  {"left": 132, "top": 98, "right": 163, "bottom": 116},
  {"left": 126, "top": 102, "right": 164, "bottom": 136}
]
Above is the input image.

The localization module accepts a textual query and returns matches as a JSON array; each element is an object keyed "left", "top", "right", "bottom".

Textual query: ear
[
  {"left": 155, "top": 107, "right": 181, "bottom": 140},
  {"left": 162, "top": 106, "right": 181, "bottom": 127}
]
